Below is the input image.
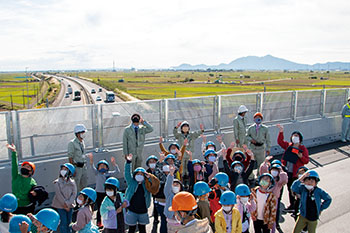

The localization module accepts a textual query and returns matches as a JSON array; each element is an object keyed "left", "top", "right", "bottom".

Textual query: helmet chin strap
[{"left": 176, "top": 209, "right": 197, "bottom": 225}]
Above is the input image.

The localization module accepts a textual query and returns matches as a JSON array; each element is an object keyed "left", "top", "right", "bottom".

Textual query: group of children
[{"left": 0, "top": 118, "right": 332, "bottom": 233}]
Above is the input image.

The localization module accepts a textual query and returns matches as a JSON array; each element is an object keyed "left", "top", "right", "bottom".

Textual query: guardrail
[{"left": 0, "top": 88, "right": 348, "bottom": 161}]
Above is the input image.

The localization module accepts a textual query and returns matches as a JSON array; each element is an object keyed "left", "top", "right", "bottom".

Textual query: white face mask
[
  {"left": 60, "top": 170, "right": 67, "bottom": 177},
  {"left": 106, "top": 191, "right": 114, "bottom": 197},
  {"left": 170, "top": 149, "right": 177, "bottom": 154},
  {"left": 149, "top": 163, "right": 156, "bottom": 169},
  {"left": 135, "top": 174, "right": 144, "bottom": 182},
  {"left": 292, "top": 136, "right": 300, "bottom": 144},
  {"left": 76, "top": 198, "right": 83, "bottom": 205},
  {"left": 208, "top": 156, "right": 216, "bottom": 162},
  {"left": 234, "top": 166, "right": 243, "bottom": 173},
  {"left": 208, "top": 146, "right": 215, "bottom": 150},
  {"left": 222, "top": 206, "right": 232, "bottom": 213},
  {"left": 240, "top": 197, "right": 249, "bottom": 205},
  {"left": 80, "top": 133, "right": 86, "bottom": 139},
  {"left": 163, "top": 165, "right": 170, "bottom": 172},
  {"left": 304, "top": 185, "right": 314, "bottom": 191},
  {"left": 172, "top": 186, "right": 180, "bottom": 194},
  {"left": 271, "top": 170, "right": 279, "bottom": 177}
]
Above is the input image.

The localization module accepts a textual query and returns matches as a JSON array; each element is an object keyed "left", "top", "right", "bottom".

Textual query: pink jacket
[
  {"left": 236, "top": 199, "right": 256, "bottom": 222},
  {"left": 259, "top": 162, "right": 288, "bottom": 199}
]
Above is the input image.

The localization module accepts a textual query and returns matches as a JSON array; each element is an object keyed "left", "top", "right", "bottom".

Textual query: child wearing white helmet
[
  {"left": 173, "top": 121, "right": 205, "bottom": 186},
  {"left": 51, "top": 163, "right": 77, "bottom": 233}
]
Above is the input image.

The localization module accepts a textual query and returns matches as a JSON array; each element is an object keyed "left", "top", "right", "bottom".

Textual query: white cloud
[{"left": 0, "top": 0, "right": 349, "bottom": 70}]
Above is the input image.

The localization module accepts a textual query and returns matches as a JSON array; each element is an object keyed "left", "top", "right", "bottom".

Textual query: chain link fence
[{"left": 0, "top": 88, "right": 348, "bottom": 161}]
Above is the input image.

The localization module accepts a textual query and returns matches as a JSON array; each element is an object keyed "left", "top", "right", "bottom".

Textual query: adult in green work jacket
[
  {"left": 123, "top": 114, "right": 153, "bottom": 170},
  {"left": 233, "top": 105, "right": 248, "bottom": 147},
  {"left": 246, "top": 112, "right": 271, "bottom": 176},
  {"left": 8, "top": 144, "right": 37, "bottom": 215},
  {"left": 341, "top": 97, "right": 350, "bottom": 142}
]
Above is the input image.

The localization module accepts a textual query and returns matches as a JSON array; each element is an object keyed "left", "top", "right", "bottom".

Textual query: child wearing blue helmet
[
  {"left": 27, "top": 208, "right": 60, "bottom": 233},
  {"left": 235, "top": 184, "right": 256, "bottom": 233},
  {"left": 71, "top": 188, "right": 99, "bottom": 232},
  {"left": 8, "top": 214, "right": 31, "bottom": 233},
  {"left": 52, "top": 163, "right": 77, "bottom": 233},
  {"left": 251, "top": 173, "right": 277, "bottom": 232},
  {"left": 193, "top": 181, "right": 213, "bottom": 230},
  {"left": 100, "top": 177, "right": 129, "bottom": 233},
  {"left": 201, "top": 134, "right": 227, "bottom": 172},
  {"left": 292, "top": 170, "right": 332, "bottom": 233},
  {"left": 0, "top": 193, "right": 18, "bottom": 231},
  {"left": 88, "top": 154, "right": 120, "bottom": 228},
  {"left": 214, "top": 191, "right": 242, "bottom": 233}
]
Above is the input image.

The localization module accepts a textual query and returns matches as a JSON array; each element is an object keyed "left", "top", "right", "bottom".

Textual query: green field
[
  {"left": 0, "top": 73, "right": 42, "bottom": 109},
  {"left": 68, "top": 71, "right": 350, "bottom": 100}
]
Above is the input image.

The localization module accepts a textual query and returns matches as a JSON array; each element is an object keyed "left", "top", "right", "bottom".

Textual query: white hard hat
[
  {"left": 74, "top": 124, "right": 87, "bottom": 134},
  {"left": 238, "top": 105, "right": 248, "bottom": 113}
]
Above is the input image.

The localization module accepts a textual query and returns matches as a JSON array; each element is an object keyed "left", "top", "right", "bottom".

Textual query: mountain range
[{"left": 172, "top": 55, "right": 350, "bottom": 71}]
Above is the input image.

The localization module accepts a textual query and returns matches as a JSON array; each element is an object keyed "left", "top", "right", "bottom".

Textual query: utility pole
[
  {"left": 22, "top": 90, "right": 25, "bottom": 107},
  {"left": 25, "top": 67, "right": 29, "bottom": 108},
  {"left": 10, "top": 94, "right": 13, "bottom": 110}
]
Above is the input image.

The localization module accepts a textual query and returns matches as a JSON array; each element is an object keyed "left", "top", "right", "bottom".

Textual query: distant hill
[{"left": 172, "top": 55, "right": 350, "bottom": 71}]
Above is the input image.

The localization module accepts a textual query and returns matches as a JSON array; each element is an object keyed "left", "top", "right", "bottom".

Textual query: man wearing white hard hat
[
  {"left": 68, "top": 124, "right": 89, "bottom": 191},
  {"left": 233, "top": 105, "right": 248, "bottom": 147}
]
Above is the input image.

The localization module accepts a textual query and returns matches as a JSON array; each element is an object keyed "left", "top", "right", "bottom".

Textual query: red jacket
[
  {"left": 225, "top": 148, "right": 251, "bottom": 170},
  {"left": 277, "top": 132, "right": 309, "bottom": 177}
]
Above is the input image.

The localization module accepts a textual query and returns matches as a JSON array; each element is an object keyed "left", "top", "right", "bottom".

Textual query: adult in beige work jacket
[
  {"left": 233, "top": 105, "right": 248, "bottom": 148},
  {"left": 123, "top": 114, "right": 153, "bottom": 170}
]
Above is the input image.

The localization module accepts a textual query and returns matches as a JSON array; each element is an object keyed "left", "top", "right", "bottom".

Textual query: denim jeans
[
  {"left": 154, "top": 203, "right": 167, "bottom": 233},
  {"left": 57, "top": 208, "right": 73, "bottom": 233}
]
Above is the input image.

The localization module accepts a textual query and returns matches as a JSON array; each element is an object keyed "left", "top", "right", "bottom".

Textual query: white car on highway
[{"left": 96, "top": 96, "right": 102, "bottom": 101}]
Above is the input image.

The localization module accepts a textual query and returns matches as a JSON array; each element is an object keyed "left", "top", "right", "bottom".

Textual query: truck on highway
[
  {"left": 67, "top": 86, "right": 73, "bottom": 94},
  {"left": 105, "top": 91, "right": 115, "bottom": 103},
  {"left": 73, "top": 90, "right": 81, "bottom": 101}
]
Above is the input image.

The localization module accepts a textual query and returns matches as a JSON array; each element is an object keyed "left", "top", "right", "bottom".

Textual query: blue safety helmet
[
  {"left": 214, "top": 172, "right": 229, "bottom": 187},
  {"left": 305, "top": 170, "right": 320, "bottom": 182},
  {"left": 205, "top": 141, "right": 216, "bottom": 150},
  {"left": 61, "top": 163, "right": 75, "bottom": 176},
  {"left": 146, "top": 155, "right": 158, "bottom": 166},
  {"left": 204, "top": 149, "right": 217, "bottom": 159},
  {"left": 133, "top": 167, "right": 147, "bottom": 177},
  {"left": 9, "top": 215, "right": 32, "bottom": 233},
  {"left": 96, "top": 160, "right": 109, "bottom": 169},
  {"left": 168, "top": 143, "right": 180, "bottom": 151},
  {"left": 105, "top": 177, "right": 120, "bottom": 189},
  {"left": 219, "top": 191, "right": 237, "bottom": 205},
  {"left": 0, "top": 193, "right": 18, "bottom": 213},
  {"left": 233, "top": 150, "right": 246, "bottom": 160},
  {"left": 164, "top": 154, "right": 176, "bottom": 164},
  {"left": 34, "top": 208, "right": 60, "bottom": 231},
  {"left": 297, "top": 166, "right": 309, "bottom": 173},
  {"left": 192, "top": 159, "right": 202, "bottom": 166},
  {"left": 258, "top": 173, "right": 275, "bottom": 189},
  {"left": 193, "top": 181, "right": 212, "bottom": 196},
  {"left": 80, "top": 187, "right": 97, "bottom": 202},
  {"left": 235, "top": 184, "right": 251, "bottom": 196},
  {"left": 231, "top": 161, "right": 244, "bottom": 169},
  {"left": 271, "top": 159, "right": 282, "bottom": 166},
  {"left": 269, "top": 163, "right": 282, "bottom": 171}
]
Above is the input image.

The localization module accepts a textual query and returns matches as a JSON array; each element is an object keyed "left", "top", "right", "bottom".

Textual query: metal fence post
[
  {"left": 256, "top": 93, "right": 263, "bottom": 112},
  {"left": 216, "top": 95, "right": 222, "bottom": 133},
  {"left": 91, "top": 105, "right": 99, "bottom": 149},
  {"left": 12, "top": 111, "right": 23, "bottom": 159},
  {"left": 30, "top": 135, "right": 35, "bottom": 156},
  {"left": 6, "top": 112, "right": 13, "bottom": 160},
  {"left": 164, "top": 99, "right": 169, "bottom": 139},
  {"left": 159, "top": 100, "right": 162, "bottom": 138},
  {"left": 346, "top": 88, "right": 350, "bottom": 101},
  {"left": 320, "top": 89, "right": 326, "bottom": 117},
  {"left": 99, "top": 104, "right": 104, "bottom": 148},
  {"left": 291, "top": 91, "right": 298, "bottom": 121}
]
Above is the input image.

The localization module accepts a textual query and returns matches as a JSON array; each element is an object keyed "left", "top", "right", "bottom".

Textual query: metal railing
[{"left": 0, "top": 88, "right": 348, "bottom": 161}]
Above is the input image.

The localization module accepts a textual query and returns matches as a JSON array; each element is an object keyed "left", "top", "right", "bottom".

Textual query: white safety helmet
[
  {"left": 238, "top": 105, "right": 248, "bottom": 113},
  {"left": 74, "top": 124, "right": 87, "bottom": 134}
]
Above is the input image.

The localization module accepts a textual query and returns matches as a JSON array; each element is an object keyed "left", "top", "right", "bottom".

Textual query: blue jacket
[
  {"left": 164, "top": 174, "right": 175, "bottom": 219},
  {"left": 124, "top": 162, "right": 151, "bottom": 208},
  {"left": 292, "top": 180, "right": 332, "bottom": 219}
]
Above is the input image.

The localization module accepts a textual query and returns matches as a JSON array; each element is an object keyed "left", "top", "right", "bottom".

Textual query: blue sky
[{"left": 0, "top": 0, "right": 350, "bottom": 71}]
